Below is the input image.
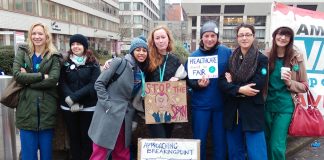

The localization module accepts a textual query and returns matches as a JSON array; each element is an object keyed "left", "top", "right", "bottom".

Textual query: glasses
[{"left": 237, "top": 33, "right": 253, "bottom": 38}]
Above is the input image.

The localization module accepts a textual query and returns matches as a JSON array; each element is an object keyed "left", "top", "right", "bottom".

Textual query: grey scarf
[{"left": 229, "top": 46, "right": 259, "bottom": 83}]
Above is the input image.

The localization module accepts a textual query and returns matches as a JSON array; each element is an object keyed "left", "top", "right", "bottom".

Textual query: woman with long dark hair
[
  {"left": 219, "top": 23, "right": 269, "bottom": 160},
  {"left": 264, "top": 26, "right": 308, "bottom": 160},
  {"left": 59, "top": 34, "right": 101, "bottom": 160}
]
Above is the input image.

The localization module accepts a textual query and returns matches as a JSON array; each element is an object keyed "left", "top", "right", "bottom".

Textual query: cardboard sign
[
  {"left": 138, "top": 138, "right": 200, "bottom": 160},
  {"left": 187, "top": 55, "right": 218, "bottom": 79},
  {"left": 144, "top": 81, "right": 187, "bottom": 124}
]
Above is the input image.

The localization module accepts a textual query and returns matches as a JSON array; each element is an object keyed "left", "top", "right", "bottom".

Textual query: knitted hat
[
  {"left": 70, "top": 34, "right": 88, "bottom": 50},
  {"left": 129, "top": 36, "right": 148, "bottom": 55},
  {"left": 200, "top": 21, "right": 219, "bottom": 38}
]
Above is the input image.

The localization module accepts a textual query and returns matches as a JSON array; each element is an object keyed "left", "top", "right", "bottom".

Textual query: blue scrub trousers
[
  {"left": 20, "top": 129, "right": 54, "bottom": 160},
  {"left": 192, "top": 109, "right": 226, "bottom": 160},
  {"left": 226, "top": 121, "right": 267, "bottom": 160}
]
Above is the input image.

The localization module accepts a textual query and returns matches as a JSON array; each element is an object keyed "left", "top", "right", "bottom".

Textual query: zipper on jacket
[
  {"left": 236, "top": 109, "right": 239, "bottom": 125},
  {"left": 37, "top": 97, "right": 40, "bottom": 131}
]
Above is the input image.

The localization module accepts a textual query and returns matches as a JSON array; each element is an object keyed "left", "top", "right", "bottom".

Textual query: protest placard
[
  {"left": 144, "top": 81, "right": 187, "bottom": 124},
  {"left": 187, "top": 55, "right": 218, "bottom": 79},
  {"left": 138, "top": 138, "right": 200, "bottom": 160}
]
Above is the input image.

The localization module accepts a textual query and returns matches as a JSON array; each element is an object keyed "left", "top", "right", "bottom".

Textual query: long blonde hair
[
  {"left": 147, "top": 25, "right": 174, "bottom": 72},
  {"left": 27, "top": 22, "right": 57, "bottom": 58}
]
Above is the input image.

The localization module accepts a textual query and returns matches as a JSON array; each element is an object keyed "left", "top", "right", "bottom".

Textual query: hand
[
  {"left": 65, "top": 96, "right": 74, "bottom": 107},
  {"left": 198, "top": 76, "right": 209, "bottom": 87},
  {"left": 225, "top": 72, "right": 232, "bottom": 83},
  {"left": 20, "top": 68, "right": 26, "bottom": 73},
  {"left": 238, "top": 83, "right": 260, "bottom": 96},
  {"left": 103, "top": 59, "right": 113, "bottom": 70},
  {"left": 169, "top": 77, "right": 179, "bottom": 81},
  {"left": 282, "top": 70, "right": 292, "bottom": 87},
  {"left": 70, "top": 103, "right": 83, "bottom": 112}
]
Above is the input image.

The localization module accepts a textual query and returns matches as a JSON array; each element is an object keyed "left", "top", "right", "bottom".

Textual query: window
[
  {"left": 134, "top": 29, "right": 143, "bottom": 37},
  {"left": 133, "top": 2, "right": 142, "bottom": 11},
  {"left": 50, "top": 2, "right": 57, "bottom": 19},
  {"left": 15, "top": 0, "right": 23, "bottom": 11},
  {"left": 192, "top": 16, "right": 197, "bottom": 27},
  {"left": 247, "top": 16, "right": 266, "bottom": 26},
  {"left": 133, "top": 15, "right": 142, "bottom": 24},
  {"left": 201, "top": 16, "right": 220, "bottom": 26},
  {"left": 224, "top": 16, "right": 243, "bottom": 26},
  {"left": 255, "top": 29, "right": 265, "bottom": 39},
  {"left": 223, "top": 29, "right": 236, "bottom": 40},
  {"left": 42, "top": 1, "right": 49, "bottom": 17},
  {"left": 224, "top": 5, "right": 244, "bottom": 14},
  {"left": 201, "top": 5, "right": 220, "bottom": 14},
  {"left": 297, "top": 5, "right": 317, "bottom": 11},
  {"left": 191, "top": 29, "right": 196, "bottom": 39},
  {"left": 25, "top": 0, "right": 34, "bottom": 13}
]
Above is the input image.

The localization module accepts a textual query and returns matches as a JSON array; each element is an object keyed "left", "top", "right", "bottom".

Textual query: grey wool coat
[{"left": 88, "top": 56, "right": 135, "bottom": 150}]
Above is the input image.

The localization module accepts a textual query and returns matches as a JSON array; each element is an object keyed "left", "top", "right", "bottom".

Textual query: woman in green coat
[{"left": 12, "top": 22, "right": 61, "bottom": 160}]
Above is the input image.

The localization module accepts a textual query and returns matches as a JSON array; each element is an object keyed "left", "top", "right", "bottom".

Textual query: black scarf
[{"left": 229, "top": 46, "right": 259, "bottom": 83}]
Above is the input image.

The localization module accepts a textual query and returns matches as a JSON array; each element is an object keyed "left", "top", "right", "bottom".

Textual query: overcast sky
[{"left": 166, "top": 0, "right": 181, "bottom": 3}]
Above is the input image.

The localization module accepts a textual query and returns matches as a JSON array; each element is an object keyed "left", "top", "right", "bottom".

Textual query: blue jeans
[
  {"left": 226, "top": 121, "right": 267, "bottom": 160},
  {"left": 20, "top": 129, "right": 54, "bottom": 160},
  {"left": 192, "top": 109, "right": 226, "bottom": 160}
]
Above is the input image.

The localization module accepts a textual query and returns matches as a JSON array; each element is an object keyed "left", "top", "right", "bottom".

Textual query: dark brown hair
[{"left": 269, "top": 26, "right": 294, "bottom": 72}]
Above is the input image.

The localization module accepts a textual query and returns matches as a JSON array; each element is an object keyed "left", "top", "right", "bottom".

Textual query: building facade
[
  {"left": 0, "top": 0, "right": 120, "bottom": 54},
  {"left": 181, "top": 0, "right": 324, "bottom": 52},
  {"left": 118, "top": 0, "right": 159, "bottom": 51}
]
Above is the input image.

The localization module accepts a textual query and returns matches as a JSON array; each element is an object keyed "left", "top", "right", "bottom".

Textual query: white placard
[
  {"left": 187, "top": 55, "right": 218, "bottom": 79},
  {"left": 138, "top": 138, "right": 200, "bottom": 160}
]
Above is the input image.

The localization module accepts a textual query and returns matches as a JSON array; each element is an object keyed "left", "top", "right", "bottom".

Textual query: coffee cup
[{"left": 281, "top": 67, "right": 290, "bottom": 79}]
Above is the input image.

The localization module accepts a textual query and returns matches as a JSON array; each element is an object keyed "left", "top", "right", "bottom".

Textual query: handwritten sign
[
  {"left": 144, "top": 81, "right": 187, "bottom": 124},
  {"left": 138, "top": 138, "right": 200, "bottom": 160},
  {"left": 187, "top": 55, "right": 218, "bottom": 79}
]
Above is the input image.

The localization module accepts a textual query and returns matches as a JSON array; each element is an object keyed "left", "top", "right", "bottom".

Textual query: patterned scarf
[{"left": 229, "top": 46, "right": 259, "bottom": 83}]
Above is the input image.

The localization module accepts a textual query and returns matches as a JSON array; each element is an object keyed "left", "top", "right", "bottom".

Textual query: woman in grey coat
[{"left": 88, "top": 36, "right": 149, "bottom": 160}]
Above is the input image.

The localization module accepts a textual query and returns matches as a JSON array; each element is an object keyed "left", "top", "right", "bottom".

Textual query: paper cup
[{"left": 281, "top": 67, "right": 290, "bottom": 79}]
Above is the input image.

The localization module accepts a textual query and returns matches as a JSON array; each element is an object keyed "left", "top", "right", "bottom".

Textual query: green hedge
[{"left": 0, "top": 45, "right": 15, "bottom": 75}]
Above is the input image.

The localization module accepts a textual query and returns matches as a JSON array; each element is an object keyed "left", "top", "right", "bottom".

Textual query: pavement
[{"left": 286, "top": 136, "right": 317, "bottom": 157}]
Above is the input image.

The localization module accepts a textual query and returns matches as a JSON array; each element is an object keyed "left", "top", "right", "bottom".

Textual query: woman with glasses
[
  {"left": 218, "top": 23, "right": 268, "bottom": 160},
  {"left": 264, "top": 26, "right": 308, "bottom": 160}
]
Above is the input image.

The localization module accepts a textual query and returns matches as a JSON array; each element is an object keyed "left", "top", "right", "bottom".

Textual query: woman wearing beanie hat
[
  {"left": 88, "top": 36, "right": 149, "bottom": 160},
  {"left": 59, "top": 33, "right": 101, "bottom": 160},
  {"left": 186, "top": 21, "right": 232, "bottom": 160}
]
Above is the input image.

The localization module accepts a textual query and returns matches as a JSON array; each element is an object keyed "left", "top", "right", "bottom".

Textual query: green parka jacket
[{"left": 12, "top": 44, "right": 61, "bottom": 131}]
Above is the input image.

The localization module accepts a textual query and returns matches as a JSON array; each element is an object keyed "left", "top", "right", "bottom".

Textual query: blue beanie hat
[
  {"left": 200, "top": 21, "right": 219, "bottom": 38},
  {"left": 129, "top": 36, "right": 148, "bottom": 55},
  {"left": 70, "top": 34, "right": 88, "bottom": 50}
]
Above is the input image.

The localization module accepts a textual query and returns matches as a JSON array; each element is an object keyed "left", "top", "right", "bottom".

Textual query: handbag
[
  {"left": 288, "top": 87, "right": 324, "bottom": 136},
  {"left": 0, "top": 78, "right": 23, "bottom": 109}
]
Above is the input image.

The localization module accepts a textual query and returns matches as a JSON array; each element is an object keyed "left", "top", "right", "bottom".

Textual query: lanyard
[
  {"left": 159, "top": 54, "right": 169, "bottom": 82},
  {"left": 140, "top": 70, "right": 146, "bottom": 97}
]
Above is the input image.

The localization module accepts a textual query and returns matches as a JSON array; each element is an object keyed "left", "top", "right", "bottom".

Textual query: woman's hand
[
  {"left": 169, "top": 77, "right": 179, "bottom": 81},
  {"left": 20, "top": 67, "right": 26, "bottom": 73},
  {"left": 225, "top": 72, "right": 232, "bottom": 83},
  {"left": 238, "top": 83, "right": 260, "bottom": 96},
  {"left": 103, "top": 59, "right": 113, "bottom": 70},
  {"left": 282, "top": 70, "right": 292, "bottom": 87},
  {"left": 198, "top": 76, "right": 209, "bottom": 87}
]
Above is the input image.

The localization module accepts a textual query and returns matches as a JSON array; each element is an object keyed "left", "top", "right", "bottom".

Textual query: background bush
[
  {"left": 173, "top": 41, "right": 189, "bottom": 64},
  {"left": 0, "top": 45, "right": 15, "bottom": 75}
]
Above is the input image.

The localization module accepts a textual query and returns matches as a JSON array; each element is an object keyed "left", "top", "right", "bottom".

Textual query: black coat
[
  {"left": 60, "top": 59, "right": 101, "bottom": 108},
  {"left": 218, "top": 52, "right": 268, "bottom": 131}
]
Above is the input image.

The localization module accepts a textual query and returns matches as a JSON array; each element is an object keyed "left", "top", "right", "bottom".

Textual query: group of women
[{"left": 12, "top": 21, "right": 307, "bottom": 160}]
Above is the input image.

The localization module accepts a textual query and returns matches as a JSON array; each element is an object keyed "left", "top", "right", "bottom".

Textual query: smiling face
[
  {"left": 133, "top": 47, "right": 148, "bottom": 62},
  {"left": 31, "top": 25, "right": 47, "bottom": 48},
  {"left": 201, "top": 32, "right": 218, "bottom": 50},
  {"left": 153, "top": 29, "right": 169, "bottom": 54},
  {"left": 275, "top": 33, "right": 291, "bottom": 48},
  {"left": 237, "top": 27, "right": 255, "bottom": 51},
  {"left": 71, "top": 42, "right": 85, "bottom": 56}
]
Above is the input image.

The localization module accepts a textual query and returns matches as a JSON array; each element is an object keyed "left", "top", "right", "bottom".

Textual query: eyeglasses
[{"left": 237, "top": 33, "right": 254, "bottom": 38}]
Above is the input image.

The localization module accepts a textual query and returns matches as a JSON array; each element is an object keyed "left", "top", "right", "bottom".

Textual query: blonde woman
[{"left": 12, "top": 22, "right": 61, "bottom": 160}]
